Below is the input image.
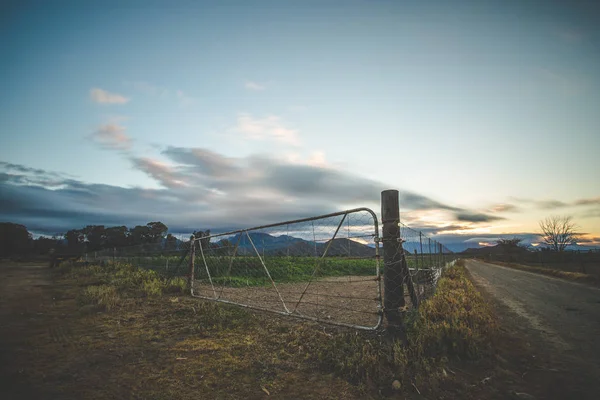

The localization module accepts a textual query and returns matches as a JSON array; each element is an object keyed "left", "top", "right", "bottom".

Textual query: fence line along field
[{"left": 87, "top": 205, "right": 456, "bottom": 330}]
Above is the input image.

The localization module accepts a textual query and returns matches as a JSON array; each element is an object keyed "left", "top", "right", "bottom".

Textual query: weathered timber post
[
  {"left": 439, "top": 243, "right": 443, "bottom": 266},
  {"left": 381, "top": 190, "right": 405, "bottom": 329},
  {"left": 188, "top": 235, "right": 196, "bottom": 293},
  {"left": 381, "top": 190, "right": 419, "bottom": 328},
  {"left": 403, "top": 243, "right": 419, "bottom": 308}
]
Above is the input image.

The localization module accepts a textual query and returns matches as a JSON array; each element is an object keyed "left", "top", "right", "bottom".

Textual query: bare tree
[{"left": 538, "top": 216, "right": 580, "bottom": 252}]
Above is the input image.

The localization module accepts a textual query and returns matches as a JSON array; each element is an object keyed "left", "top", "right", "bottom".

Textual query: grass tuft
[
  {"left": 284, "top": 261, "right": 497, "bottom": 392},
  {"left": 80, "top": 284, "right": 120, "bottom": 310}
]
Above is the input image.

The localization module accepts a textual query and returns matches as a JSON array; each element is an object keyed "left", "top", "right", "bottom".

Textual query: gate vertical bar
[
  {"left": 188, "top": 234, "right": 196, "bottom": 293},
  {"left": 381, "top": 190, "right": 405, "bottom": 329},
  {"left": 419, "top": 232, "right": 424, "bottom": 269}
]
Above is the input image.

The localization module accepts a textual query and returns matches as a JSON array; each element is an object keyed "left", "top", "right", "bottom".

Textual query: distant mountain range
[
  {"left": 217, "top": 232, "right": 377, "bottom": 257},
  {"left": 459, "top": 243, "right": 600, "bottom": 254}
]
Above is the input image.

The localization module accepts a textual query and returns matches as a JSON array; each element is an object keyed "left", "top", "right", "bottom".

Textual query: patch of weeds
[
  {"left": 142, "top": 277, "right": 164, "bottom": 296},
  {"left": 407, "top": 263, "right": 496, "bottom": 360},
  {"left": 287, "top": 262, "right": 497, "bottom": 394},
  {"left": 193, "top": 301, "right": 255, "bottom": 331},
  {"left": 164, "top": 277, "right": 187, "bottom": 294},
  {"left": 79, "top": 284, "right": 120, "bottom": 311}
]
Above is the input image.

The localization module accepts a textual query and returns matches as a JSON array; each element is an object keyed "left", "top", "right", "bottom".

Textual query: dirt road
[
  {"left": 0, "top": 264, "right": 52, "bottom": 399},
  {"left": 466, "top": 259, "right": 600, "bottom": 397}
]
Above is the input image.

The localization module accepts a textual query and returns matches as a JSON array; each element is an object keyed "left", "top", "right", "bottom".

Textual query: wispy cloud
[
  {"left": 130, "top": 158, "right": 187, "bottom": 189},
  {"left": 90, "top": 88, "right": 130, "bottom": 104},
  {"left": 536, "top": 200, "right": 569, "bottom": 210},
  {"left": 576, "top": 236, "right": 600, "bottom": 245},
  {"left": 574, "top": 197, "right": 600, "bottom": 206},
  {"left": 244, "top": 81, "right": 266, "bottom": 91},
  {"left": 584, "top": 209, "right": 600, "bottom": 218},
  {"left": 455, "top": 212, "right": 505, "bottom": 223},
  {"left": 489, "top": 203, "right": 520, "bottom": 213},
  {"left": 176, "top": 90, "right": 196, "bottom": 107},
  {"left": 90, "top": 123, "right": 132, "bottom": 150},
  {"left": 511, "top": 196, "right": 600, "bottom": 210},
  {"left": 285, "top": 151, "right": 329, "bottom": 168},
  {"left": 235, "top": 113, "right": 300, "bottom": 146},
  {"left": 0, "top": 161, "right": 73, "bottom": 187},
  {"left": 1, "top": 147, "right": 504, "bottom": 235}
]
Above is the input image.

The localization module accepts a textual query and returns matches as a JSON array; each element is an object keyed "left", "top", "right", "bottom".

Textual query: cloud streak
[
  {"left": 90, "top": 88, "right": 130, "bottom": 104},
  {"left": 455, "top": 212, "right": 505, "bottom": 223},
  {"left": 1, "top": 149, "right": 492, "bottom": 235},
  {"left": 244, "top": 81, "right": 265, "bottom": 91},
  {"left": 90, "top": 123, "right": 132, "bottom": 150},
  {"left": 489, "top": 203, "right": 520, "bottom": 213},
  {"left": 512, "top": 196, "right": 600, "bottom": 210},
  {"left": 236, "top": 113, "right": 300, "bottom": 146}
]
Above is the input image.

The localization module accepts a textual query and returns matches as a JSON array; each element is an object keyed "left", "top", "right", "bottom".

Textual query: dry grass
[
  {"left": 295, "top": 260, "right": 498, "bottom": 394},
  {"left": 5, "top": 261, "right": 501, "bottom": 399}
]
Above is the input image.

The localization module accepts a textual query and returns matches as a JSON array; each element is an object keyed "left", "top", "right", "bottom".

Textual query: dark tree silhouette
[
  {"left": 539, "top": 215, "right": 580, "bottom": 252},
  {"left": 165, "top": 233, "right": 178, "bottom": 251},
  {"left": 65, "top": 229, "right": 85, "bottom": 251},
  {"left": 0, "top": 222, "right": 32, "bottom": 257},
  {"left": 146, "top": 221, "right": 168, "bottom": 243},
  {"left": 83, "top": 225, "right": 107, "bottom": 251},
  {"left": 105, "top": 226, "right": 129, "bottom": 248}
]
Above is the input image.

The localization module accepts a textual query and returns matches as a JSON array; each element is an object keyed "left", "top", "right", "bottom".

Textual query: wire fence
[
  {"left": 84, "top": 205, "right": 457, "bottom": 331},
  {"left": 189, "top": 208, "right": 382, "bottom": 330},
  {"left": 83, "top": 240, "right": 192, "bottom": 279},
  {"left": 398, "top": 222, "right": 457, "bottom": 304}
]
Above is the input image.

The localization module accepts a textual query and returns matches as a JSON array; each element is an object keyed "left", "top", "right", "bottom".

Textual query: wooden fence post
[
  {"left": 381, "top": 190, "right": 419, "bottom": 329},
  {"left": 188, "top": 235, "right": 196, "bottom": 292},
  {"left": 381, "top": 190, "right": 404, "bottom": 329}
]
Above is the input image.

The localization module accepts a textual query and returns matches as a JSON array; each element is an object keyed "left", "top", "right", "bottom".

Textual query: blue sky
[{"left": 1, "top": 0, "right": 599, "bottom": 248}]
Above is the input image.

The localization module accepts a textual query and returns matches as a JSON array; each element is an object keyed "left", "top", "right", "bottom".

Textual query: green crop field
[{"left": 103, "top": 253, "right": 456, "bottom": 287}]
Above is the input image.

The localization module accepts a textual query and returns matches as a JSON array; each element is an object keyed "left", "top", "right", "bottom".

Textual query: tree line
[{"left": 0, "top": 221, "right": 211, "bottom": 257}]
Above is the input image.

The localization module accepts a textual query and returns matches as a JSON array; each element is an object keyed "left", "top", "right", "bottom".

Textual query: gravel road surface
[{"left": 466, "top": 259, "right": 600, "bottom": 397}]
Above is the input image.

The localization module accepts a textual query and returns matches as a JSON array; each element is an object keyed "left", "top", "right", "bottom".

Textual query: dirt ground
[
  {"left": 2, "top": 262, "right": 597, "bottom": 399},
  {"left": 0, "top": 264, "right": 370, "bottom": 399},
  {"left": 193, "top": 276, "right": 383, "bottom": 328},
  {"left": 192, "top": 275, "right": 430, "bottom": 329}
]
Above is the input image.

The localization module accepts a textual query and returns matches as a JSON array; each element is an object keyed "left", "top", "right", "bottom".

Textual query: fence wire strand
[{"left": 84, "top": 207, "right": 457, "bottom": 330}]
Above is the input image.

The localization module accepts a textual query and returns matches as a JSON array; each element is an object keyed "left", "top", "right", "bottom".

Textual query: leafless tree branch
[{"left": 538, "top": 215, "right": 580, "bottom": 252}]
